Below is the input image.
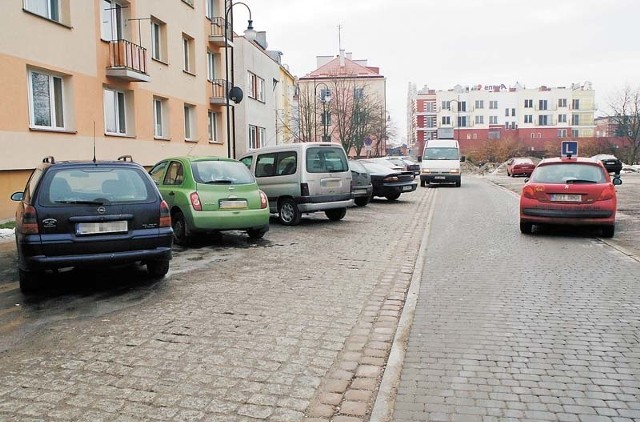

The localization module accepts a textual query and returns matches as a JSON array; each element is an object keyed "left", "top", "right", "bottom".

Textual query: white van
[
  {"left": 238, "top": 143, "right": 353, "bottom": 225},
  {"left": 419, "top": 139, "right": 465, "bottom": 187}
]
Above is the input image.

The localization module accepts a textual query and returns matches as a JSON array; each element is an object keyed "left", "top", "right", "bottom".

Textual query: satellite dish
[{"left": 229, "top": 86, "right": 244, "bottom": 104}]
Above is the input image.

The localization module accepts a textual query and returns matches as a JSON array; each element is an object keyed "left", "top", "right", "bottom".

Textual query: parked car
[
  {"left": 506, "top": 157, "right": 536, "bottom": 177},
  {"left": 387, "top": 156, "right": 420, "bottom": 176},
  {"left": 348, "top": 160, "right": 374, "bottom": 206},
  {"left": 519, "top": 156, "right": 622, "bottom": 237},
  {"left": 358, "top": 160, "right": 417, "bottom": 201},
  {"left": 149, "top": 156, "right": 270, "bottom": 245},
  {"left": 362, "top": 157, "right": 404, "bottom": 171},
  {"left": 591, "top": 154, "right": 623, "bottom": 175},
  {"left": 10, "top": 155, "right": 173, "bottom": 293}
]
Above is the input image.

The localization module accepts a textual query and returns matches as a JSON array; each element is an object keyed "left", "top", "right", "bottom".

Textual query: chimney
[
  {"left": 254, "top": 31, "right": 268, "bottom": 50},
  {"left": 346, "top": 52, "right": 352, "bottom": 60},
  {"left": 339, "top": 49, "right": 345, "bottom": 67}
]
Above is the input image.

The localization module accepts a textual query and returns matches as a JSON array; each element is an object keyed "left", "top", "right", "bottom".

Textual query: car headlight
[
  {"left": 450, "top": 169, "right": 460, "bottom": 174},
  {"left": 421, "top": 169, "right": 431, "bottom": 174}
]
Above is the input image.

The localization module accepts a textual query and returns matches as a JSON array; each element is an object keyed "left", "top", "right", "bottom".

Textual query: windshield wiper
[
  {"left": 204, "top": 179, "right": 233, "bottom": 184},
  {"left": 565, "top": 179, "right": 595, "bottom": 184}
]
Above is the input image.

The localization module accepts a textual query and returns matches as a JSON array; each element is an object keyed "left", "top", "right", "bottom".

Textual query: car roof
[
  {"left": 538, "top": 156, "right": 601, "bottom": 166},
  {"left": 39, "top": 155, "right": 142, "bottom": 169},
  {"left": 160, "top": 156, "right": 239, "bottom": 163}
]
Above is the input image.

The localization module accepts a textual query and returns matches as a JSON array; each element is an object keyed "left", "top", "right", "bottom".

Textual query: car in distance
[
  {"left": 348, "top": 160, "right": 374, "bottom": 206},
  {"left": 149, "top": 156, "right": 270, "bottom": 245},
  {"left": 506, "top": 157, "right": 536, "bottom": 177},
  {"left": 10, "top": 155, "right": 173, "bottom": 293},
  {"left": 519, "top": 156, "right": 622, "bottom": 237},
  {"left": 358, "top": 160, "right": 417, "bottom": 201},
  {"left": 386, "top": 157, "right": 420, "bottom": 177},
  {"left": 591, "top": 154, "right": 623, "bottom": 175}
]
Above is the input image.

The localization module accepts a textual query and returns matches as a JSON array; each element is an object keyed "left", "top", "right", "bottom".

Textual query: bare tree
[{"left": 608, "top": 86, "right": 640, "bottom": 164}]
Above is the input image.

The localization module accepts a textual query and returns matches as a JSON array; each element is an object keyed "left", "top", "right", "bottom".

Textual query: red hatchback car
[
  {"left": 506, "top": 157, "right": 536, "bottom": 177},
  {"left": 519, "top": 157, "right": 622, "bottom": 237}
]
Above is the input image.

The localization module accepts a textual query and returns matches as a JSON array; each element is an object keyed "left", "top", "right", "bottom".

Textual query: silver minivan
[{"left": 239, "top": 143, "right": 353, "bottom": 225}]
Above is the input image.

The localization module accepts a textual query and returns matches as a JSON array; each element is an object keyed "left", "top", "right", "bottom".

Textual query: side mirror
[
  {"left": 612, "top": 177, "right": 622, "bottom": 186},
  {"left": 460, "top": 156, "right": 466, "bottom": 163}
]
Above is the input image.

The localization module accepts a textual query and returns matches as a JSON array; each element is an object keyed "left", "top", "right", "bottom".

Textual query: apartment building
[{"left": 411, "top": 82, "right": 596, "bottom": 157}]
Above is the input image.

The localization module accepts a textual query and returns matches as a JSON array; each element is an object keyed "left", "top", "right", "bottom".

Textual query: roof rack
[
  {"left": 42, "top": 156, "right": 55, "bottom": 164},
  {"left": 117, "top": 155, "right": 133, "bottom": 162}
]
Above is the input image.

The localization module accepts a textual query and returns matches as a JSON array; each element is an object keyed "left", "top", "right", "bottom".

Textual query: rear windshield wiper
[
  {"left": 204, "top": 179, "right": 233, "bottom": 184},
  {"left": 54, "top": 200, "right": 106, "bottom": 205},
  {"left": 565, "top": 179, "right": 595, "bottom": 184}
]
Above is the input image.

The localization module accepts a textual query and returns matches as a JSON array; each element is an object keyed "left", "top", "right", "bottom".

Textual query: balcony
[
  {"left": 209, "top": 17, "right": 233, "bottom": 47},
  {"left": 210, "top": 79, "right": 229, "bottom": 105},
  {"left": 106, "top": 40, "right": 150, "bottom": 82}
]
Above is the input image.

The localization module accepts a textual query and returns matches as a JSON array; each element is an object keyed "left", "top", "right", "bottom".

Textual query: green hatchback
[{"left": 149, "top": 156, "right": 270, "bottom": 245}]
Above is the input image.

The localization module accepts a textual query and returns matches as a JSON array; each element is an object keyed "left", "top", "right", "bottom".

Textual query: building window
[
  {"left": 426, "top": 116, "right": 436, "bottom": 128},
  {"left": 248, "top": 72, "right": 265, "bottom": 102},
  {"left": 151, "top": 18, "right": 167, "bottom": 62},
  {"left": 558, "top": 98, "right": 567, "bottom": 108},
  {"left": 572, "top": 99, "right": 580, "bottom": 110},
  {"left": 572, "top": 129, "right": 579, "bottom": 137},
  {"left": 505, "top": 108, "right": 509, "bottom": 117},
  {"left": 354, "top": 88, "right": 364, "bottom": 100},
  {"left": 489, "top": 116, "right": 498, "bottom": 125},
  {"left": 104, "top": 88, "right": 127, "bottom": 135},
  {"left": 100, "top": 0, "right": 124, "bottom": 41},
  {"left": 205, "top": 0, "right": 214, "bottom": 19},
  {"left": 475, "top": 100, "right": 484, "bottom": 109},
  {"left": 249, "top": 125, "right": 266, "bottom": 149},
  {"left": 489, "top": 100, "right": 498, "bottom": 109},
  {"left": 539, "top": 100, "right": 548, "bottom": 110},
  {"left": 538, "top": 115, "right": 549, "bottom": 126},
  {"left": 153, "top": 97, "right": 168, "bottom": 138},
  {"left": 571, "top": 114, "right": 580, "bottom": 125},
  {"left": 28, "top": 70, "right": 66, "bottom": 129},
  {"left": 442, "top": 101, "right": 451, "bottom": 110},
  {"left": 524, "top": 99, "right": 533, "bottom": 108},
  {"left": 208, "top": 110, "right": 219, "bottom": 143},
  {"left": 457, "top": 116, "right": 467, "bottom": 127},
  {"left": 207, "top": 51, "right": 217, "bottom": 81},
  {"left": 558, "top": 114, "right": 567, "bottom": 123},
  {"left": 558, "top": 129, "right": 567, "bottom": 138},
  {"left": 183, "top": 34, "right": 195, "bottom": 74},
  {"left": 511, "top": 108, "right": 516, "bottom": 116},
  {"left": 425, "top": 102, "right": 435, "bottom": 113},
  {"left": 441, "top": 116, "right": 451, "bottom": 125},
  {"left": 458, "top": 102, "right": 466, "bottom": 112},
  {"left": 530, "top": 133, "right": 535, "bottom": 139},
  {"left": 184, "top": 104, "right": 196, "bottom": 140},
  {"left": 474, "top": 115, "right": 484, "bottom": 124},
  {"left": 24, "top": 0, "right": 61, "bottom": 22},
  {"left": 524, "top": 115, "right": 533, "bottom": 124}
]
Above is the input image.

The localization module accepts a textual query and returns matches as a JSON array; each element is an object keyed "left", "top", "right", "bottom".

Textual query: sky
[{"left": 232, "top": 0, "right": 640, "bottom": 143}]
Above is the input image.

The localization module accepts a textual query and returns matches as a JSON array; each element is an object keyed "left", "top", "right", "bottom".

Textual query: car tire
[
  {"left": 354, "top": 196, "right": 371, "bottom": 207},
  {"left": 520, "top": 221, "right": 533, "bottom": 234},
  {"left": 19, "top": 269, "right": 39, "bottom": 294},
  {"left": 325, "top": 208, "right": 347, "bottom": 221},
  {"left": 247, "top": 228, "right": 266, "bottom": 240},
  {"left": 386, "top": 193, "right": 401, "bottom": 201},
  {"left": 172, "top": 211, "right": 190, "bottom": 246},
  {"left": 455, "top": 180, "right": 461, "bottom": 187},
  {"left": 507, "top": 170, "right": 511, "bottom": 177},
  {"left": 278, "top": 198, "right": 301, "bottom": 226},
  {"left": 147, "top": 259, "right": 170, "bottom": 277},
  {"left": 420, "top": 179, "right": 426, "bottom": 187},
  {"left": 601, "top": 225, "right": 615, "bottom": 238}
]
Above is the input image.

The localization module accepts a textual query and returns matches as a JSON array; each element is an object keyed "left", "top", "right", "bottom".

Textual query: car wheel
[
  {"left": 19, "top": 269, "right": 40, "bottom": 294},
  {"left": 325, "top": 208, "right": 347, "bottom": 221},
  {"left": 386, "top": 193, "right": 401, "bottom": 201},
  {"left": 420, "top": 179, "right": 426, "bottom": 187},
  {"left": 519, "top": 221, "right": 533, "bottom": 234},
  {"left": 247, "top": 228, "right": 266, "bottom": 240},
  {"left": 147, "top": 259, "right": 170, "bottom": 277},
  {"left": 278, "top": 198, "right": 301, "bottom": 226},
  {"left": 455, "top": 180, "right": 461, "bottom": 187},
  {"left": 507, "top": 170, "right": 511, "bottom": 177},
  {"left": 172, "top": 211, "right": 190, "bottom": 246},
  {"left": 354, "top": 196, "right": 371, "bottom": 207},
  {"left": 601, "top": 225, "right": 615, "bottom": 238}
]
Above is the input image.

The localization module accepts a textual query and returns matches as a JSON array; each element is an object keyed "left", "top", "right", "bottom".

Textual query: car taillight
[
  {"left": 159, "top": 200, "right": 171, "bottom": 227},
  {"left": 597, "top": 184, "right": 615, "bottom": 201},
  {"left": 300, "top": 183, "right": 309, "bottom": 196},
  {"left": 20, "top": 205, "right": 39, "bottom": 234},
  {"left": 259, "top": 190, "right": 268, "bottom": 209},
  {"left": 522, "top": 185, "right": 536, "bottom": 199},
  {"left": 190, "top": 192, "right": 202, "bottom": 211}
]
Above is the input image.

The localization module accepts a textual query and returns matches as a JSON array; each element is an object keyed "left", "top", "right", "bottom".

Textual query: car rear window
[
  {"left": 43, "top": 167, "right": 153, "bottom": 205},
  {"left": 192, "top": 160, "right": 255, "bottom": 184},
  {"left": 530, "top": 163, "right": 605, "bottom": 184},
  {"left": 306, "top": 147, "right": 348, "bottom": 173}
]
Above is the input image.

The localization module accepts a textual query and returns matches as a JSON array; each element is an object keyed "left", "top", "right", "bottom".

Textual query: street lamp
[
  {"left": 314, "top": 81, "right": 332, "bottom": 142},
  {"left": 224, "top": 1, "right": 256, "bottom": 158}
]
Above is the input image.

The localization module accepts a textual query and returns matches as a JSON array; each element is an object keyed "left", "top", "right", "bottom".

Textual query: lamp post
[
  {"left": 314, "top": 81, "right": 332, "bottom": 142},
  {"left": 224, "top": 1, "right": 256, "bottom": 158}
]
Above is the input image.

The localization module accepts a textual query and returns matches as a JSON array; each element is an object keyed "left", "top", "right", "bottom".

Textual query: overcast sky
[{"left": 233, "top": 0, "right": 640, "bottom": 142}]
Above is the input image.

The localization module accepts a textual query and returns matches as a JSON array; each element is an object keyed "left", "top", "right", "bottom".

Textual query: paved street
[{"left": 0, "top": 173, "right": 638, "bottom": 421}]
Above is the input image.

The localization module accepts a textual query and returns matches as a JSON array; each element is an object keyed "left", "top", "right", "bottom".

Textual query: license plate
[
  {"left": 220, "top": 200, "right": 248, "bottom": 209},
  {"left": 550, "top": 194, "right": 582, "bottom": 202},
  {"left": 354, "top": 188, "right": 367, "bottom": 194},
  {"left": 402, "top": 185, "right": 413, "bottom": 191},
  {"left": 434, "top": 176, "right": 445, "bottom": 180},
  {"left": 76, "top": 220, "right": 128, "bottom": 235},
  {"left": 323, "top": 180, "right": 340, "bottom": 188}
]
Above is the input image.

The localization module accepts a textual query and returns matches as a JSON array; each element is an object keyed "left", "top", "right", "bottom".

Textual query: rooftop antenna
[
  {"left": 93, "top": 121, "right": 96, "bottom": 163},
  {"left": 337, "top": 24, "right": 342, "bottom": 51}
]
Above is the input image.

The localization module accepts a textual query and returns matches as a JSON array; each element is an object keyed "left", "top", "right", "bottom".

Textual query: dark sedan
[
  {"left": 348, "top": 160, "right": 374, "bottom": 206},
  {"left": 358, "top": 160, "right": 417, "bottom": 201},
  {"left": 591, "top": 154, "right": 623, "bottom": 175}
]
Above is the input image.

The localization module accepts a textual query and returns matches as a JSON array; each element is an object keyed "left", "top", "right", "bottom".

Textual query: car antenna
[{"left": 93, "top": 121, "right": 96, "bottom": 163}]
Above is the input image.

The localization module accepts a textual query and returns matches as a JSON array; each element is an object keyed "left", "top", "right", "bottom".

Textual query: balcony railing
[
  {"left": 209, "top": 17, "right": 233, "bottom": 47},
  {"left": 106, "top": 39, "right": 150, "bottom": 82},
  {"left": 210, "top": 79, "right": 229, "bottom": 105}
]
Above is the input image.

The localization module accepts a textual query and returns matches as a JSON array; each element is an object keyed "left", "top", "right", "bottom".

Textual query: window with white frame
[
  {"left": 183, "top": 34, "right": 195, "bottom": 73},
  {"left": 101, "top": 0, "right": 124, "bottom": 41},
  {"left": 572, "top": 99, "right": 580, "bottom": 110},
  {"left": 457, "top": 116, "right": 467, "bottom": 127},
  {"left": 524, "top": 115, "right": 533, "bottom": 124},
  {"left": 511, "top": 108, "right": 516, "bottom": 116},
  {"left": 248, "top": 72, "right": 265, "bottom": 101},
  {"left": 489, "top": 100, "right": 498, "bottom": 109},
  {"left": 208, "top": 110, "right": 219, "bottom": 143},
  {"left": 505, "top": 108, "right": 509, "bottom": 117},
  {"left": 489, "top": 116, "right": 498, "bottom": 125},
  {"left": 205, "top": 0, "right": 215, "bottom": 19},
  {"left": 426, "top": 116, "right": 436, "bottom": 128},
  {"left": 558, "top": 129, "right": 567, "bottom": 138},
  {"left": 475, "top": 115, "right": 484, "bottom": 124},
  {"left": 524, "top": 99, "right": 533, "bottom": 108},
  {"left": 558, "top": 98, "right": 567, "bottom": 108},
  {"left": 24, "top": 0, "right": 63, "bottom": 23},
  {"left": 104, "top": 87, "right": 127, "bottom": 135},
  {"left": 354, "top": 88, "right": 364, "bottom": 100},
  {"left": 206, "top": 51, "right": 217, "bottom": 81},
  {"left": 441, "top": 116, "right": 451, "bottom": 125},
  {"left": 184, "top": 104, "right": 196, "bottom": 141},
  {"left": 249, "top": 125, "right": 266, "bottom": 149},
  {"left": 151, "top": 18, "right": 167, "bottom": 62},
  {"left": 558, "top": 114, "right": 567, "bottom": 123},
  {"left": 28, "top": 69, "right": 66, "bottom": 129},
  {"left": 538, "top": 99, "right": 548, "bottom": 110},
  {"left": 441, "top": 101, "right": 451, "bottom": 110},
  {"left": 571, "top": 114, "right": 580, "bottom": 125},
  {"left": 153, "top": 97, "right": 168, "bottom": 138},
  {"left": 538, "top": 115, "right": 549, "bottom": 126},
  {"left": 572, "top": 129, "right": 579, "bottom": 137},
  {"left": 425, "top": 102, "right": 435, "bottom": 113},
  {"left": 458, "top": 102, "right": 466, "bottom": 112},
  {"left": 475, "top": 100, "right": 484, "bottom": 109}
]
